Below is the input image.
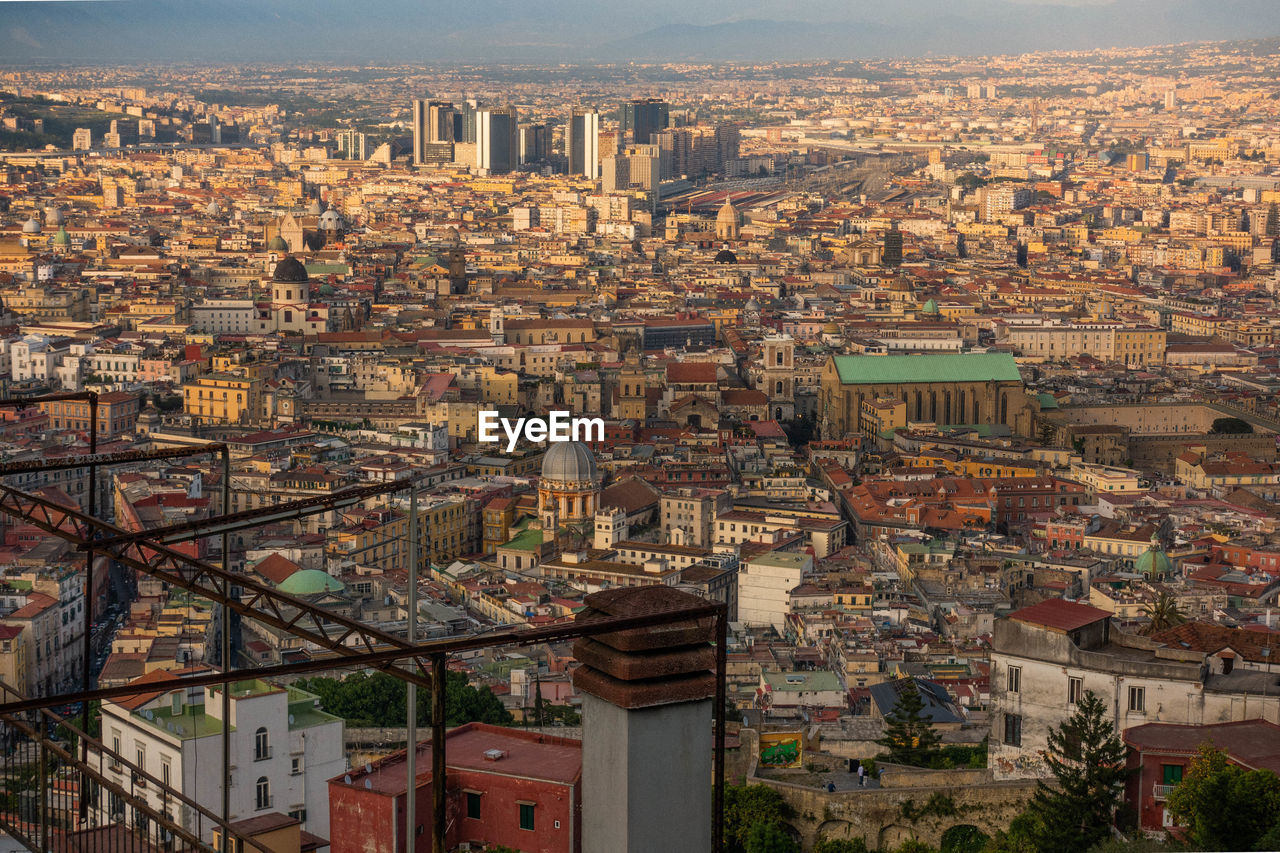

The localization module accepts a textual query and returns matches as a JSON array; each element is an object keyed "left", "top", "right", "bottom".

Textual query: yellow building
[{"left": 182, "top": 374, "right": 262, "bottom": 425}]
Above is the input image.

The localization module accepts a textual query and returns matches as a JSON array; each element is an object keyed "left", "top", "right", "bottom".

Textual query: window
[
  {"left": 1162, "top": 764, "right": 1183, "bottom": 786},
  {"left": 466, "top": 791, "right": 482, "bottom": 820},
  {"left": 1003, "top": 713, "right": 1022, "bottom": 746},
  {"left": 288, "top": 809, "right": 307, "bottom": 824},
  {"left": 254, "top": 727, "right": 270, "bottom": 761},
  {"left": 255, "top": 777, "right": 271, "bottom": 810},
  {"left": 1067, "top": 676, "right": 1083, "bottom": 706},
  {"left": 519, "top": 802, "right": 535, "bottom": 831},
  {"left": 161, "top": 758, "right": 171, "bottom": 788},
  {"left": 291, "top": 756, "right": 304, "bottom": 775},
  {"left": 1006, "top": 665, "right": 1021, "bottom": 694},
  {"left": 1128, "top": 686, "right": 1146, "bottom": 713}
]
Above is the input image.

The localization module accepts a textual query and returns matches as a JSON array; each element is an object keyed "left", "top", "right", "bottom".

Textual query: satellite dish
[
  {"left": 288, "top": 714, "right": 295, "bottom": 725},
  {"left": 365, "top": 763, "right": 372, "bottom": 773},
  {"left": 344, "top": 774, "right": 352, "bottom": 785},
  {"left": 364, "top": 779, "right": 372, "bottom": 790}
]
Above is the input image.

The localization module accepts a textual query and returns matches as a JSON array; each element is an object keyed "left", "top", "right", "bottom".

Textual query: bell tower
[{"left": 761, "top": 332, "right": 795, "bottom": 421}]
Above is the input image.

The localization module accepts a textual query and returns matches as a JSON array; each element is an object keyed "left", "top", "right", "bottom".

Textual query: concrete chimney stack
[{"left": 572, "top": 587, "right": 717, "bottom": 853}]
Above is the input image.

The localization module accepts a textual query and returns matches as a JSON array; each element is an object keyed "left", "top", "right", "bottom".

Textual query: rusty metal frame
[
  {"left": 0, "top": 398, "right": 731, "bottom": 852},
  {"left": 0, "top": 680, "right": 272, "bottom": 853},
  {"left": 0, "top": 482, "right": 434, "bottom": 690},
  {"left": 85, "top": 476, "right": 423, "bottom": 549}
]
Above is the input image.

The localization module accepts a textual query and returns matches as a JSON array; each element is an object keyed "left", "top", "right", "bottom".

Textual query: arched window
[
  {"left": 254, "top": 727, "right": 269, "bottom": 760},
  {"left": 255, "top": 776, "right": 270, "bottom": 810},
  {"left": 775, "top": 380, "right": 783, "bottom": 394}
]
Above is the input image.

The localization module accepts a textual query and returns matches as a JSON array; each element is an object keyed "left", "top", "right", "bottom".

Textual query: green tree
[
  {"left": 941, "top": 825, "right": 991, "bottom": 853},
  {"left": 980, "top": 812, "right": 1042, "bottom": 853},
  {"left": 1139, "top": 591, "right": 1186, "bottom": 635},
  {"left": 724, "top": 784, "right": 792, "bottom": 853},
  {"left": 297, "top": 670, "right": 512, "bottom": 727},
  {"left": 814, "top": 839, "right": 869, "bottom": 853},
  {"left": 745, "top": 821, "right": 800, "bottom": 853},
  {"left": 1209, "top": 416, "right": 1253, "bottom": 434},
  {"left": 1166, "top": 742, "right": 1280, "bottom": 851},
  {"left": 876, "top": 681, "right": 941, "bottom": 766},
  {"left": 1024, "top": 691, "right": 1130, "bottom": 853}
]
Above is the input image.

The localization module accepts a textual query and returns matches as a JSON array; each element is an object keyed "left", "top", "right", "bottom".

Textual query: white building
[
  {"left": 101, "top": 675, "right": 345, "bottom": 843},
  {"left": 191, "top": 299, "right": 256, "bottom": 335},
  {"left": 737, "top": 551, "right": 813, "bottom": 635},
  {"left": 990, "top": 599, "right": 1280, "bottom": 780}
]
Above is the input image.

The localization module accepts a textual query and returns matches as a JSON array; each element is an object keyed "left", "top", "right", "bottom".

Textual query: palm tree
[{"left": 1140, "top": 591, "right": 1186, "bottom": 635}]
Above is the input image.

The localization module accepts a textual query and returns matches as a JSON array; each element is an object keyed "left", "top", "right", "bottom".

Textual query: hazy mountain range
[{"left": 0, "top": 0, "right": 1278, "bottom": 64}]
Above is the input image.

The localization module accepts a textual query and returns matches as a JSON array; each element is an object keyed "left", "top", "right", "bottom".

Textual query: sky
[{"left": 0, "top": 0, "right": 1277, "bottom": 64}]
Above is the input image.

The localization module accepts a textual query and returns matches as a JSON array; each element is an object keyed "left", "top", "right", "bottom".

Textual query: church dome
[
  {"left": 52, "top": 226, "right": 71, "bottom": 248},
  {"left": 1136, "top": 540, "right": 1173, "bottom": 579},
  {"left": 272, "top": 256, "right": 309, "bottom": 283},
  {"left": 276, "top": 569, "right": 344, "bottom": 596},
  {"left": 21, "top": 217, "right": 41, "bottom": 234},
  {"left": 44, "top": 206, "right": 64, "bottom": 227},
  {"left": 541, "top": 440, "right": 598, "bottom": 485},
  {"left": 268, "top": 235, "right": 289, "bottom": 252},
  {"left": 714, "top": 248, "right": 738, "bottom": 264},
  {"left": 319, "top": 208, "right": 345, "bottom": 232},
  {"left": 306, "top": 199, "right": 325, "bottom": 216},
  {"left": 205, "top": 200, "right": 222, "bottom": 216},
  {"left": 717, "top": 200, "right": 741, "bottom": 227}
]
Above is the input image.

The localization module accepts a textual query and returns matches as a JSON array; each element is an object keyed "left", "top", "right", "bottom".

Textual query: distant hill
[{"left": 0, "top": 0, "right": 1278, "bottom": 64}]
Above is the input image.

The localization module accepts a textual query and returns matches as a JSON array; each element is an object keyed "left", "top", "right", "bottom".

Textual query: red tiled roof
[{"left": 1008, "top": 598, "right": 1110, "bottom": 632}]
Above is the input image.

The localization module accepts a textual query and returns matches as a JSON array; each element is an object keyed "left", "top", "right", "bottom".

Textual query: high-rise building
[
  {"left": 426, "top": 101, "right": 456, "bottom": 143},
  {"left": 476, "top": 106, "right": 518, "bottom": 174},
  {"left": 460, "top": 98, "right": 480, "bottom": 144},
  {"left": 620, "top": 98, "right": 669, "bottom": 145},
  {"left": 518, "top": 123, "right": 547, "bottom": 165},
  {"left": 72, "top": 127, "right": 92, "bottom": 151},
  {"left": 411, "top": 99, "right": 428, "bottom": 165},
  {"left": 336, "top": 129, "right": 367, "bottom": 160},
  {"left": 567, "top": 108, "right": 600, "bottom": 179}
]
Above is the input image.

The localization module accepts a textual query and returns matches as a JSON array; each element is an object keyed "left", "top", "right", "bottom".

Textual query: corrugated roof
[{"left": 831, "top": 352, "right": 1023, "bottom": 385}]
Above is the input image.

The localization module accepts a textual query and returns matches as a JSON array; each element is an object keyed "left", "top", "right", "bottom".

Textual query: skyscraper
[
  {"left": 427, "top": 101, "right": 457, "bottom": 143},
  {"left": 475, "top": 107, "right": 518, "bottom": 174},
  {"left": 411, "top": 99, "right": 428, "bottom": 165},
  {"left": 620, "top": 98, "right": 669, "bottom": 145},
  {"left": 518, "top": 123, "right": 547, "bottom": 165},
  {"left": 567, "top": 108, "right": 600, "bottom": 179},
  {"left": 460, "top": 99, "right": 480, "bottom": 144}
]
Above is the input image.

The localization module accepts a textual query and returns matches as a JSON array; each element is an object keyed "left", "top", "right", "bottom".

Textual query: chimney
[{"left": 572, "top": 587, "right": 716, "bottom": 853}]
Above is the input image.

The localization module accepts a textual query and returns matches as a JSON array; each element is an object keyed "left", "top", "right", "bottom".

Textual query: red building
[
  {"left": 1123, "top": 719, "right": 1280, "bottom": 833},
  {"left": 328, "top": 723, "right": 581, "bottom": 853}
]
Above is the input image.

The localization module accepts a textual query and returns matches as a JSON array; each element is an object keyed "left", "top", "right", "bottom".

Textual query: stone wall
[{"left": 739, "top": 728, "right": 1036, "bottom": 851}]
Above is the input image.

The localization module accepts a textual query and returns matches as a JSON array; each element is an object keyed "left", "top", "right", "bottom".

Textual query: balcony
[{"left": 1152, "top": 783, "right": 1177, "bottom": 800}]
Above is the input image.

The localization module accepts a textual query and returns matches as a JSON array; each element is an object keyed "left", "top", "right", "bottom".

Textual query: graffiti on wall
[{"left": 759, "top": 731, "right": 804, "bottom": 768}]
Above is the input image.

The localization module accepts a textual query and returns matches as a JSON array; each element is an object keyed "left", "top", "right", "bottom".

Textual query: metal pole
[
  {"left": 221, "top": 446, "right": 232, "bottom": 852},
  {"left": 406, "top": 485, "right": 418, "bottom": 853},
  {"left": 38, "top": 737, "right": 48, "bottom": 853},
  {"left": 713, "top": 607, "right": 727, "bottom": 853},
  {"left": 432, "top": 651, "right": 446, "bottom": 853},
  {"left": 80, "top": 391, "right": 97, "bottom": 822}
]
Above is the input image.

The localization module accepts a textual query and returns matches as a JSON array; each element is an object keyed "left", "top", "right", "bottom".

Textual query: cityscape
[{"left": 0, "top": 6, "right": 1278, "bottom": 853}]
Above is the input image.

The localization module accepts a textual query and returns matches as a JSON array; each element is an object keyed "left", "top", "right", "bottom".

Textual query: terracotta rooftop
[{"left": 1008, "top": 598, "right": 1110, "bottom": 632}]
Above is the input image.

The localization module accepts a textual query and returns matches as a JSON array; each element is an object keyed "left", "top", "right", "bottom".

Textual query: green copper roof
[
  {"left": 1136, "top": 543, "right": 1173, "bottom": 578},
  {"left": 831, "top": 352, "right": 1022, "bottom": 385},
  {"left": 276, "top": 569, "right": 345, "bottom": 595}
]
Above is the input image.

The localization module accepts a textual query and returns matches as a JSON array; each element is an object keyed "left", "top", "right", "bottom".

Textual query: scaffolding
[{"left": 0, "top": 392, "right": 729, "bottom": 852}]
